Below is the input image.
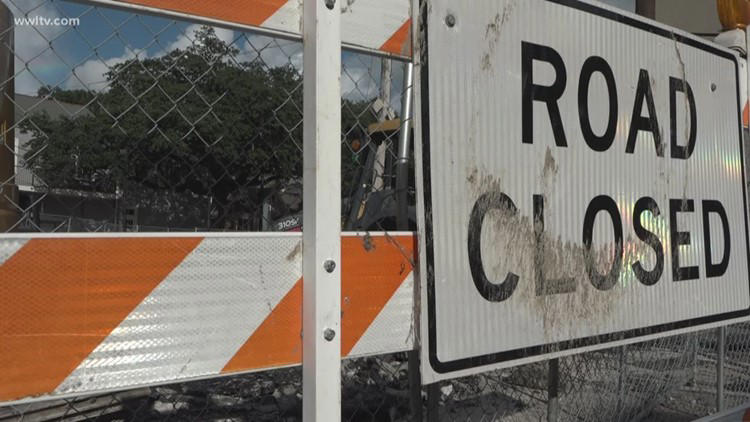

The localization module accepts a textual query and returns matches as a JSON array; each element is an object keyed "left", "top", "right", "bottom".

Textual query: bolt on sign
[{"left": 415, "top": 0, "right": 750, "bottom": 382}]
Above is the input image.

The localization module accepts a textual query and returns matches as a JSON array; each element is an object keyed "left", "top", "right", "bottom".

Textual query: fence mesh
[
  {"left": 0, "top": 0, "right": 410, "bottom": 234},
  {"left": 432, "top": 326, "right": 750, "bottom": 422},
  {"left": 1, "top": 1, "right": 750, "bottom": 422}
]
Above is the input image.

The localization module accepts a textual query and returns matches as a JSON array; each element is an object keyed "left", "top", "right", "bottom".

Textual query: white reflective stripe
[
  {"left": 261, "top": 0, "right": 301, "bottom": 34},
  {"left": 55, "top": 237, "right": 303, "bottom": 394},
  {"left": 261, "top": 0, "right": 410, "bottom": 53},
  {"left": 0, "top": 239, "right": 27, "bottom": 266},
  {"left": 341, "top": 0, "right": 410, "bottom": 51},
  {"left": 261, "top": 0, "right": 409, "bottom": 51},
  {"left": 349, "top": 271, "right": 414, "bottom": 357}
]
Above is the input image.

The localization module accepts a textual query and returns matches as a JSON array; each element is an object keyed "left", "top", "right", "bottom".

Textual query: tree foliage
[
  {"left": 21, "top": 27, "right": 378, "bottom": 229},
  {"left": 37, "top": 85, "right": 95, "bottom": 105}
]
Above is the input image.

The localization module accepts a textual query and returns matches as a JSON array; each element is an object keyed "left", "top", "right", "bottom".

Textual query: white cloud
[
  {"left": 341, "top": 55, "right": 407, "bottom": 117},
  {"left": 63, "top": 24, "right": 242, "bottom": 92},
  {"left": 342, "top": 54, "right": 380, "bottom": 102},
  {"left": 9, "top": 11, "right": 392, "bottom": 104},
  {"left": 165, "top": 23, "right": 235, "bottom": 53},
  {"left": 64, "top": 49, "right": 139, "bottom": 91},
  {"left": 242, "top": 34, "right": 302, "bottom": 70},
  {"left": 6, "top": 4, "right": 311, "bottom": 95}
]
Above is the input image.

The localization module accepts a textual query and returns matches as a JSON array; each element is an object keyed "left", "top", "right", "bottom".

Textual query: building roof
[
  {"left": 14, "top": 93, "right": 92, "bottom": 121},
  {"left": 14, "top": 93, "right": 93, "bottom": 192}
]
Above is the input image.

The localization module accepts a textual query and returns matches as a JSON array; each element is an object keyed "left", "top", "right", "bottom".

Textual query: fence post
[
  {"left": 548, "top": 359, "right": 560, "bottom": 422},
  {"left": 616, "top": 346, "right": 627, "bottom": 417},
  {"left": 395, "top": 60, "right": 420, "bottom": 420},
  {"left": 0, "top": 4, "right": 17, "bottom": 233},
  {"left": 717, "top": 326, "right": 726, "bottom": 413},
  {"left": 427, "top": 382, "right": 440, "bottom": 421},
  {"left": 690, "top": 335, "right": 698, "bottom": 386},
  {"left": 379, "top": 58, "right": 392, "bottom": 121},
  {"left": 396, "top": 62, "right": 414, "bottom": 231},
  {"left": 302, "top": 0, "right": 342, "bottom": 421},
  {"left": 408, "top": 351, "right": 422, "bottom": 421}
]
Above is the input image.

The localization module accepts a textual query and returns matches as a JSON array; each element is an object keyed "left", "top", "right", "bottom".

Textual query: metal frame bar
[
  {"left": 302, "top": 0, "right": 342, "bottom": 420},
  {"left": 0, "top": 231, "right": 413, "bottom": 240}
]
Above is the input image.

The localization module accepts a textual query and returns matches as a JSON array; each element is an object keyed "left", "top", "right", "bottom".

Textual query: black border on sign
[{"left": 422, "top": 0, "right": 750, "bottom": 374}]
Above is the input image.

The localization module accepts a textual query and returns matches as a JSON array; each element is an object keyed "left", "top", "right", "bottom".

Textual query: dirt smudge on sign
[
  {"left": 467, "top": 167, "right": 478, "bottom": 185},
  {"left": 362, "top": 233, "right": 375, "bottom": 252},
  {"left": 540, "top": 147, "right": 558, "bottom": 203},
  {"left": 480, "top": 1, "right": 514, "bottom": 71},
  {"left": 286, "top": 240, "right": 303, "bottom": 262},
  {"left": 467, "top": 168, "right": 628, "bottom": 342},
  {"left": 517, "top": 227, "right": 626, "bottom": 341},
  {"left": 543, "top": 147, "right": 558, "bottom": 180},
  {"left": 340, "top": 0, "right": 356, "bottom": 14}
]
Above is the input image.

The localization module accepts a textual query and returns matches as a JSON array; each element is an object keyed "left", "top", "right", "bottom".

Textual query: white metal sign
[{"left": 416, "top": 0, "right": 750, "bottom": 382}]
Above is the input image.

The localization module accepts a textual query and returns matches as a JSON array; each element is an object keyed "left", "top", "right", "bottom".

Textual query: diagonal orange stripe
[
  {"left": 120, "top": 0, "right": 288, "bottom": 27},
  {"left": 743, "top": 101, "right": 749, "bottom": 128},
  {"left": 222, "top": 235, "right": 415, "bottom": 373},
  {"left": 380, "top": 19, "right": 411, "bottom": 56},
  {"left": 340, "top": 235, "right": 416, "bottom": 355},
  {"left": 223, "top": 277, "right": 303, "bottom": 371},
  {"left": 0, "top": 237, "right": 201, "bottom": 402}
]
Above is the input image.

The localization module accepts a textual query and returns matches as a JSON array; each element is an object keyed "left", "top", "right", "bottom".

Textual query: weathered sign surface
[{"left": 416, "top": 0, "right": 750, "bottom": 382}]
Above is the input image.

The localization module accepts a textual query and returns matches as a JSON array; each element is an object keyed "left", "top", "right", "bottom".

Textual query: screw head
[
  {"left": 325, "top": 0, "right": 335, "bottom": 10},
  {"left": 711, "top": 82, "right": 717, "bottom": 92},
  {"left": 323, "top": 328, "right": 336, "bottom": 341},
  {"left": 445, "top": 14, "right": 456, "bottom": 27},
  {"left": 323, "top": 259, "right": 336, "bottom": 273}
]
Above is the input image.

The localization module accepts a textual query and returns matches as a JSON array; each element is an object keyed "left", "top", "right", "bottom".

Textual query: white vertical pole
[{"left": 302, "top": 0, "right": 341, "bottom": 421}]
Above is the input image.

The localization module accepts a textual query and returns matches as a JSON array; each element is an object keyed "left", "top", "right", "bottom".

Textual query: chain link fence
[
  {"left": 0, "top": 0, "right": 411, "bottom": 234},
  {"left": 430, "top": 325, "right": 750, "bottom": 422},
  {"left": 1, "top": 1, "right": 750, "bottom": 421}
]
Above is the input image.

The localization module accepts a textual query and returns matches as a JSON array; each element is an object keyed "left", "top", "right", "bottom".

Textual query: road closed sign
[{"left": 416, "top": 0, "right": 750, "bottom": 382}]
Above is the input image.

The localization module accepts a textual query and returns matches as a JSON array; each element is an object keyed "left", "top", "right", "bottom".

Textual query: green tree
[
  {"left": 23, "top": 27, "right": 306, "bottom": 229},
  {"left": 38, "top": 85, "right": 96, "bottom": 105},
  {"left": 23, "top": 26, "right": 383, "bottom": 230}
]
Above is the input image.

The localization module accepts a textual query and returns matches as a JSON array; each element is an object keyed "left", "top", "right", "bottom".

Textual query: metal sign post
[{"left": 302, "top": 0, "right": 342, "bottom": 420}]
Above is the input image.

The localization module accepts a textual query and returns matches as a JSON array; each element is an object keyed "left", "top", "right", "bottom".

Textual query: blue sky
[
  {"left": 7, "top": 0, "right": 197, "bottom": 93},
  {"left": 2, "top": 0, "right": 634, "bottom": 109},
  {"left": 3, "top": 0, "right": 401, "bottom": 109}
]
